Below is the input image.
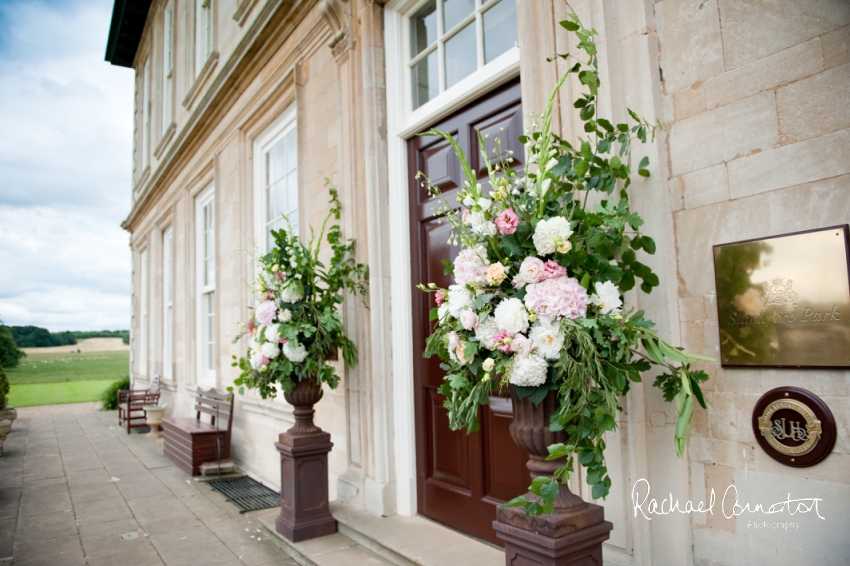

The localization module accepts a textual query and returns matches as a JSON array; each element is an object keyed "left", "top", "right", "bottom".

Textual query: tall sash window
[{"left": 196, "top": 185, "right": 216, "bottom": 386}]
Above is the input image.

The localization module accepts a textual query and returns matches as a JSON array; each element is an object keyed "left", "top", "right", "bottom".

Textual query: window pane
[
  {"left": 286, "top": 173, "right": 298, "bottom": 215},
  {"left": 410, "top": 0, "right": 437, "bottom": 57},
  {"left": 275, "top": 141, "right": 287, "bottom": 183},
  {"left": 484, "top": 0, "right": 517, "bottom": 64},
  {"left": 205, "top": 292, "right": 215, "bottom": 370},
  {"left": 285, "top": 129, "right": 297, "bottom": 173},
  {"left": 412, "top": 49, "right": 439, "bottom": 109},
  {"left": 265, "top": 149, "right": 275, "bottom": 186},
  {"left": 443, "top": 0, "right": 474, "bottom": 32},
  {"left": 274, "top": 179, "right": 288, "bottom": 221},
  {"left": 445, "top": 23, "right": 476, "bottom": 89}
]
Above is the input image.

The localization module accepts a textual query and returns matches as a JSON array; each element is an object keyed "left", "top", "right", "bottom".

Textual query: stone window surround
[{"left": 384, "top": 0, "right": 520, "bottom": 517}]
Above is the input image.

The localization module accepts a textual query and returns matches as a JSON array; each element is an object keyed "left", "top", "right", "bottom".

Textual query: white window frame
[
  {"left": 139, "top": 248, "right": 149, "bottom": 376},
  {"left": 162, "top": 1, "right": 174, "bottom": 132},
  {"left": 384, "top": 0, "right": 520, "bottom": 517},
  {"left": 196, "top": 184, "right": 216, "bottom": 387},
  {"left": 253, "top": 104, "right": 298, "bottom": 253},
  {"left": 195, "top": 0, "right": 214, "bottom": 76},
  {"left": 162, "top": 227, "right": 174, "bottom": 381},
  {"left": 141, "top": 59, "right": 151, "bottom": 170}
]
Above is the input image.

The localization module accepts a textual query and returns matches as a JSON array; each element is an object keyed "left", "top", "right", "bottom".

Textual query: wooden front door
[{"left": 408, "top": 80, "right": 528, "bottom": 546}]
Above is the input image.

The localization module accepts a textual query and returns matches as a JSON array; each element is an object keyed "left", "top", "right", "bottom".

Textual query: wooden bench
[
  {"left": 161, "top": 388, "right": 234, "bottom": 476},
  {"left": 118, "top": 374, "right": 161, "bottom": 434}
]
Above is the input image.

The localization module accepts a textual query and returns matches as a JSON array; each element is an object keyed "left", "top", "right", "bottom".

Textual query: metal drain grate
[{"left": 206, "top": 476, "right": 280, "bottom": 513}]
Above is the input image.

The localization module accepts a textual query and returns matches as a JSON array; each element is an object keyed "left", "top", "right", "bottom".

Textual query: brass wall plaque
[
  {"left": 713, "top": 225, "right": 850, "bottom": 368},
  {"left": 752, "top": 387, "right": 836, "bottom": 467}
]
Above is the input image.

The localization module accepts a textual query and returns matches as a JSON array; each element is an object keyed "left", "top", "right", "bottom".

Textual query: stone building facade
[{"left": 107, "top": 0, "right": 850, "bottom": 564}]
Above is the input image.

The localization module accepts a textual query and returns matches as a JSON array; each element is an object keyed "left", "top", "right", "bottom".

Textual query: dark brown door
[{"left": 408, "top": 80, "right": 528, "bottom": 546}]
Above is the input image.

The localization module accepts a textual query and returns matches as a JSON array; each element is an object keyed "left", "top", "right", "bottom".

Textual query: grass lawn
[
  {"left": 8, "top": 380, "right": 118, "bottom": 407},
  {"left": 5, "top": 350, "right": 129, "bottom": 407}
]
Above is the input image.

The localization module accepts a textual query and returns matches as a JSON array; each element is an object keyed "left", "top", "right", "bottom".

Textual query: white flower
[
  {"left": 460, "top": 310, "right": 479, "bottom": 330},
  {"left": 468, "top": 211, "right": 497, "bottom": 237},
  {"left": 278, "top": 309, "right": 292, "bottom": 322},
  {"left": 511, "top": 334, "right": 532, "bottom": 357},
  {"left": 437, "top": 303, "right": 450, "bottom": 322},
  {"left": 463, "top": 195, "right": 475, "bottom": 207},
  {"left": 513, "top": 257, "right": 544, "bottom": 288},
  {"left": 264, "top": 324, "right": 280, "bottom": 344},
  {"left": 447, "top": 331, "right": 460, "bottom": 352},
  {"left": 280, "top": 280, "right": 304, "bottom": 302},
  {"left": 477, "top": 198, "right": 492, "bottom": 211},
  {"left": 474, "top": 316, "right": 499, "bottom": 350},
  {"left": 589, "top": 280, "right": 623, "bottom": 315},
  {"left": 529, "top": 318, "right": 565, "bottom": 359},
  {"left": 283, "top": 341, "right": 308, "bottom": 363},
  {"left": 447, "top": 285, "right": 475, "bottom": 319},
  {"left": 509, "top": 354, "right": 548, "bottom": 387},
  {"left": 261, "top": 341, "right": 280, "bottom": 360},
  {"left": 482, "top": 358, "right": 495, "bottom": 372},
  {"left": 533, "top": 216, "right": 574, "bottom": 256},
  {"left": 493, "top": 298, "right": 530, "bottom": 334},
  {"left": 485, "top": 262, "right": 508, "bottom": 286},
  {"left": 249, "top": 351, "right": 264, "bottom": 370}
]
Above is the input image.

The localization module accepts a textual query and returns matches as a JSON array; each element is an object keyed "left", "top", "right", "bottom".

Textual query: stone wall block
[
  {"left": 703, "top": 39, "right": 824, "bottom": 110},
  {"left": 678, "top": 296, "right": 706, "bottom": 321},
  {"left": 701, "top": 320, "right": 720, "bottom": 360},
  {"left": 673, "top": 84, "right": 706, "bottom": 121},
  {"left": 689, "top": 434, "right": 713, "bottom": 462},
  {"left": 717, "top": 0, "right": 850, "bottom": 69},
  {"left": 708, "top": 393, "right": 760, "bottom": 443},
  {"left": 681, "top": 321, "right": 706, "bottom": 353},
  {"left": 701, "top": 464, "right": 737, "bottom": 532},
  {"left": 668, "top": 176, "right": 684, "bottom": 211},
  {"left": 753, "top": 449, "right": 850, "bottom": 484},
  {"left": 777, "top": 62, "right": 850, "bottom": 143},
  {"left": 669, "top": 91, "right": 778, "bottom": 176},
  {"left": 727, "top": 128, "right": 850, "bottom": 199},
  {"left": 656, "top": 0, "right": 725, "bottom": 93},
  {"left": 682, "top": 163, "right": 729, "bottom": 209},
  {"left": 714, "top": 368, "right": 762, "bottom": 395},
  {"left": 693, "top": 525, "right": 776, "bottom": 563},
  {"left": 822, "top": 23, "right": 850, "bottom": 69}
]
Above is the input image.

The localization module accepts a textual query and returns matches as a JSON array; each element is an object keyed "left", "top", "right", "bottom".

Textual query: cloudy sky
[{"left": 0, "top": 0, "right": 134, "bottom": 331}]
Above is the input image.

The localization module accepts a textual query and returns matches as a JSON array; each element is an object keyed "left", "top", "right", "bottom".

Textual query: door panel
[{"left": 409, "top": 79, "right": 526, "bottom": 546}]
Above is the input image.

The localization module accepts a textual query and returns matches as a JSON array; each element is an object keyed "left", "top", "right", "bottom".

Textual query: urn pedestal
[
  {"left": 494, "top": 387, "right": 612, "bottom": 565},
  {"left": 275, "top": 378, "right": 336, "bottom": 542}
]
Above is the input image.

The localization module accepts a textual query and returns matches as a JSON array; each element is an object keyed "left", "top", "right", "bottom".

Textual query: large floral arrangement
[
  {"left": 418, "top": 14, "right": 711, "bottom": 513},
  {"left": 232, "top": 188, "right": 368, "bottom": 398}
]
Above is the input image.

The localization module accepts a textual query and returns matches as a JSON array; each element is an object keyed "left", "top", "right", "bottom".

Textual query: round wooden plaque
[{"left": 751, "top": 386, "right": 836, "bottom": 467}]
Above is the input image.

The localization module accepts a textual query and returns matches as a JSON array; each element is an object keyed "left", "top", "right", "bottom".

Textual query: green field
[{"left": 6, "top": 350, "right": 129, "bottom": 407}]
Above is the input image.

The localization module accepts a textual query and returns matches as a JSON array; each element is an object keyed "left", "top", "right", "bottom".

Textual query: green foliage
[
  {"left": 0, "top": 363, "right": 9, "bottom": 409},
  {"left": 100, "top": 376, "right": 131, "bottom": 411},
  {"left": 0, "top": 325, "right": 25, "bottom": 369},
  {"left": 232, "top": 186, "right": 369, "bottom": 398},
  {"left": 9, "top": 325, "right": 77, "bottom": 348}
]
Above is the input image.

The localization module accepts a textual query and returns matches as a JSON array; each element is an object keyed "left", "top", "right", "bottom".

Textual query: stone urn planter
[
  {"left": 144, "top": 405, "right": 166, "bottom": 439},
  {"left": 274, "top": 377, "right": 336, "bottom": 542},
  {"left": 493, "top": 386, "right": 613, "bottom": 565}
]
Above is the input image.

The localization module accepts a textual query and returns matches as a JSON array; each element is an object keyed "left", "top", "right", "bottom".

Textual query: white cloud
[{"left": 0, "top": 0, "right": 133, "bottom": 331}]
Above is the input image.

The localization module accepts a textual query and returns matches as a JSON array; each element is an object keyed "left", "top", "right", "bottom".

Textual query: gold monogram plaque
[
  {"left": 757, "top": 399, "right": 822, "bottom": 456},
  {"left": 713, "top": 226, "right": 850, "bottom": 368}
]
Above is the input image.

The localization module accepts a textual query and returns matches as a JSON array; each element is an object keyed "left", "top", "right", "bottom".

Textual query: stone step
[{"left": 259, "top": 515, "right": 395, "bottom": 566}]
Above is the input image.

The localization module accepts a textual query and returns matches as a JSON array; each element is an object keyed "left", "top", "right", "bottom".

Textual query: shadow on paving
[{"left": 0, "top": 410, "right": 296, "bottom": 566}]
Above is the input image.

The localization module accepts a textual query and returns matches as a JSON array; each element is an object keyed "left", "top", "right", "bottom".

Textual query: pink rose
[
  {"left": 493, "top": 329, "right": 512, "bottom": 353},
  {"left": 511, "top": 334, "right": 532, "bottom": 356},
  {"left": 435, "top": 289, "right": 445, "bottom": 306},
  {"left": 261, "top": 356, "right": 270, "bottom": 366},
  {"left": 512, "top": 257, "right": 544, "bottom": 288},
  {"left": 460, "top": 310, "right": 479, "bottom": 330},
  {"left": 539, "top": 260, "right": 567, "bottom": 281},
  {"left": 495, "top": 208, "right": 520, "bottom": 235}
]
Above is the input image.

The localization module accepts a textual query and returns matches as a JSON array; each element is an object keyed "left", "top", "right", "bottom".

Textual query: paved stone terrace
[{"left": 0, "top": 410, "right": 295, "bottom": 566}]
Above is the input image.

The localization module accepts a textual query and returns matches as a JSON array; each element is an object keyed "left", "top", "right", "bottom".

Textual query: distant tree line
[
  {"left": 70, "top": 330, "right": 130, "bottom": 344},
  {"left": 0, "top": 324, "right": 130, "bottom": 352}
]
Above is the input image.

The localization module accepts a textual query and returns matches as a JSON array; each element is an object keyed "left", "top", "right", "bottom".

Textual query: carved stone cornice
[{"left": 319, "top": 0, "right": 353, "bottom": 60}]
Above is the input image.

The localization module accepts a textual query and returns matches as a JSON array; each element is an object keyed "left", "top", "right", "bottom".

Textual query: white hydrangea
[
  {"left": 280, "top": 280, "right": 305, "bottom": 302},
  {"left": 447, "top": 285, "right": 475, "bottom": 319},
  {"left": 474, "top": 316, "right": 499, "bottom": 350},
  {"left": 589, "top": 280, "right": 623, "bottom": 315},
  {"left": 283, "top": 340, "right": 308, "bottom": 363},
  {"left": 249, "top": 350, "right": 264, "bottom": 370},
  {"left": 494, "top": 298, "right": 530, "bottom": 335},
  {"left": 261, "top": 341, "right": 280, "bottom": 359},
  {"left": 509, "top": 354, "right": 548, "bottom": 387},
  {"left": 264, "top": 324, "right": 280, "bottom": 344},
  {"left": 532, "top": 216, "right": 574, "bottom": 256},
  {"left": 529, "top": 318, "right": 565, "bottom": 360},
  {"left": 468, "top": 211, "right": 497, "bottom": 237}
]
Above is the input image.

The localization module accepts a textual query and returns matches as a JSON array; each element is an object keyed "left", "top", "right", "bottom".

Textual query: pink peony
[
  {"left": 512, "top": 257, "right": 544, "bottom": 288},
  {"left": 261, "top": 356, "right": 270, "bottom": 366},
  {"left": 435, "top": 289, "right": 445, "bottom": 306},
  {"left": 494, "top": 208, "right": 520, "bottom": 235},
  {"left": 524, "top": 276, "right": 588, "bottom": 319},
  {"left": 255, "top": 300, "right": 277, "bottom": 326},
  {"left": 539, "top": 260, "right": 567, "bottom": 281},
  {"left": 453, "top": 245, "right": 489, "bottom": 286}
]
